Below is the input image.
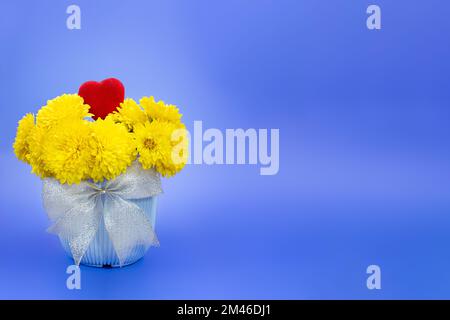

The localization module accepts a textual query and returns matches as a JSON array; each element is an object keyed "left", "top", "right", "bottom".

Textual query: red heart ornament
[{"left": 78, "top": 78, "right": 125, "bottom": 120}]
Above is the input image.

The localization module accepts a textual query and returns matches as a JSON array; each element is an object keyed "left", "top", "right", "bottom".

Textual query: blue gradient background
[{"left": 1, "top": 0, "right": 450, "bottom": 299}]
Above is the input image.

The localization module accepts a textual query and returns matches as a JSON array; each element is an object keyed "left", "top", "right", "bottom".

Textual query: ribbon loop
[{"left": 43, "top": 162, "right": 162, "bottom": 266}]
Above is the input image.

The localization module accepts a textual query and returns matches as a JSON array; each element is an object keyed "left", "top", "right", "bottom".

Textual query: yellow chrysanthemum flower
[
  {"left": 134, "top": 120, "right": 188, "bottom": 177},
  {"left": 28, "top": 124, "right": 52, "bottom": 178},
  {"left": 134, "top": 120, "right": 171, "bottom": 170},
  {"left": 13, "top": 113, "right": 36, "bottom": 163},
  {"left": 107, "top": 98, "right": 147, "bottom": 132},
  {"left": 42, "top": 120, "right": 93, "bottom": 185},
  {"left": 36, "top": 94, "right": 92, "bottom": 129},
  {"left": 140, "top": 96, "right": 182, "bottom": 125},
  {"left": 89, "top": 118, "right": 136, "bottom": 182}
]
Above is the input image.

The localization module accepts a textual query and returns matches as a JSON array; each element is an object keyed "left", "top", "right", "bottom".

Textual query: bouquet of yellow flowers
[
  {"left": 13, "top": 78, "right": 188, "bottom": 267},
  {"left": 14, "top": 81, "right": 188, "bottom": 184}
]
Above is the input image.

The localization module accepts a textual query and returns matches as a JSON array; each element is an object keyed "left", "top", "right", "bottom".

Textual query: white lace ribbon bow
[{"left": 42, "top": 162, "right": 162, "bottom": 266}]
